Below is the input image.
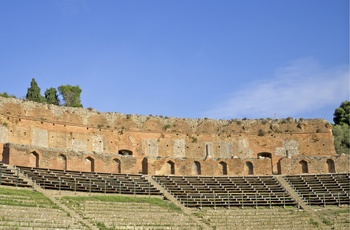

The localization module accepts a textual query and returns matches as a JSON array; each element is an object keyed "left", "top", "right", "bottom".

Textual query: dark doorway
[
  {"left": 326, "top": 159, "right": 335, "bottom": 173},
  {"left": 86, "top": 157, "right": 95, "bottom": 172},
  {"left": 246, "top": 161, "right": 254, "bottom": 175},
  {"left": 194, "top": 161, "right": 201, "bottom": 175},
  {"left": 168, "top": 161, "right": 175, "bottom": 175},
  {"left": 299, "top": 160, "right": 308, "bottom": 174},
  {"left": 219, "top": 161, "right": 228, "bottom": 175},
  {"left": 31, "top": 151, "right": 39, "bottom": 167}
]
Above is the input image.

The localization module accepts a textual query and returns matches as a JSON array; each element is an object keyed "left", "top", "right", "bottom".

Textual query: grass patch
[
  {"left": 309, "top": 218, "right": 320, "bottom": 227},
  {"left": 0, "top": 186, "right": 57, "bottom": 208},
  {"left": 61, "top": 195, "right": 181, "bottom": 212}
]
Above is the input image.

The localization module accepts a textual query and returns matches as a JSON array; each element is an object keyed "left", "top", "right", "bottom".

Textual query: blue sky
[{"left": 0, "top": 0, "right": 349, "bottom": 123}]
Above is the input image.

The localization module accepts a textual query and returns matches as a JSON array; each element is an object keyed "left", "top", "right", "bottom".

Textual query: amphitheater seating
[
  {"left": 62, "top": 198, "right": 202, "bottom": 229},
  {"left": 16, "top": 166, "right": 162, "bottom": 196},
  {"left": 0, "top": 163, "right": 31, "bottom": 188},
  {"left": 284, "top": 173, "right": 350, "bottom": 206},
  {"left": 153, "top": 175, "right": 297, "bottom": 208}
]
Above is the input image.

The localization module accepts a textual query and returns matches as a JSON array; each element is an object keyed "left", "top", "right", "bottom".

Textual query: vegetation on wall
[
  {"left": 0, "top": 92, "right": 16, "bottom": 98},
  {"left": 332, "top": 101, "right": 350, "bottom": 154},
  {"left": 26, "top": 78, "right": 46, "bottom": 103},
  {"left": 44, "top": 87, "right": 60, "bottom": 105},
  {"left": 58, "top": 85, "right": 83, "bottom": 107},
  {"left": 5, "top": 78, "right": 84, "bottom": 108}
]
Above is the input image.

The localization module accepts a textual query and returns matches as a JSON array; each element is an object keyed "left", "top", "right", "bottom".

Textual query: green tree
[
  {"left": 333, "top": 101, "right": 350, "bottom": 154},
  {"left": 333, "top": 124, "right": 350, "bottom": 154},
  {"left": 58, "top": 85, "right": 83, "bottom": 107},
  {"left": 44, "top": 87, "right": 60, "bottom": 105},
  {"left": 26, "top": 78, "right": 45, "bottom": 103},
  {"left": 333, "top": 101, "right": 350, "bottom": 126}
]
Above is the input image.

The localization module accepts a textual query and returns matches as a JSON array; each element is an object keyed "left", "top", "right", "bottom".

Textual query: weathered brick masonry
[{"left": 0, "top": 97, "right": 348, "bottom": 175}]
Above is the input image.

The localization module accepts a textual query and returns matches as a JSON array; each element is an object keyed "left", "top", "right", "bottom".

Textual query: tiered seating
[
  {"left": 153, "top": 175, "right": 296, "bottom": 208},
  {"left": 62, "top": 198, "right": 201, "bottom": 229},
  {"left": 0, "top": 163, "right": 31, "bottom": 188},
  {"left": 16, "top": 166, "right": 162, "bottom": 196},
  {"left": 284, "top": 173, "right": 350, "bottom": 206}
]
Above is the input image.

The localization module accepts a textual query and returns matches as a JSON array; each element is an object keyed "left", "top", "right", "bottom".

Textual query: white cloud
[{"left": 204, "top": 57, "right": 349, "bottom": 119}]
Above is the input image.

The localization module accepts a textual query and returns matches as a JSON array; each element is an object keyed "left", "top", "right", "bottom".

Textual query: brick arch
[
  {"left": 167, "top": 160, "right": 175, "bottom": 175},
  {"left": 245, "top": 161, "right": 254, "bottom": 175},
  {"left": 58, "top": 154, "right": 67, "bottom": 170},
  {"left": 299, "top": 160, "right": 308, "bottom": 174},
  {"left": 29, "top": 151, "right": 40, "bottom": 168},
  {"left": 219, "top": 161, "right": 228, "bottom": 175},
  {"left": 118, "top": 149, "right": 133, "bottom": 156},
  {"left": 326, "top": 159, "right": 335, "bottom": 173},
  {"left": 85, "top": 156, "right": 95, "bottom": 172},
  {"left": 257, "top": 152, "right": 272, "bottom": 159},
  {"left": 193, "top": 161, "right": 201, "bottom": 175}
]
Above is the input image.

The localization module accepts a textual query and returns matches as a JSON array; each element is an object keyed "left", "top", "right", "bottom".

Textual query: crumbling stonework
[{"left": 0, "top": 97, "right": 348, "bottom": 176}]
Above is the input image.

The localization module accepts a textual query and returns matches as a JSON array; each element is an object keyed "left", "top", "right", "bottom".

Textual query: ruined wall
[
  {"left": 0, "top": 97, "right": 342, "bottom": 175},
  {"left": 279, "top": 154, "right": 350, "bottom": 174}
]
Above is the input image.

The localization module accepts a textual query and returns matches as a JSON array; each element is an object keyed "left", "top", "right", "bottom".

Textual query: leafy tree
[
  {"left": 44, "top": 87, "right": 60, "bottom": 105},
  {"left": 333, "top": 101, "right": 350, "bottom": 126},
  {"left": 333, "top": 124, "right": 350, "bottom": 154},
  {"left": 58, "top": 85, "right": 83, "bottom": 107},
  {"left": 26, "top": 78, "right": 45, "bottom": 103},
  {"left": 333, "top": 101, "right": 350, "bottom": 154}
]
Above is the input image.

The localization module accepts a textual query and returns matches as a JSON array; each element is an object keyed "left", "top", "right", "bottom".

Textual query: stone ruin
[{"left": 0, "top": 97, "right": 349, "bottom": 175}]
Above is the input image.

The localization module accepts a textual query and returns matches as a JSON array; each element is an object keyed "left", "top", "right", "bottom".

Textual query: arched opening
[
  {"left": 257, "top": 152, "right": 272, "bottom": 159},
  {"left": 193, "top": 161, "right": 201, "bottom": 175},
  {"left": 257, "top": 152, "right": 273, "bottom": 174},
  {"left": 142, "top": 158, "right": 148, "bottom": 174},
  {"left": 326, "top": 159, "right": 335, "bottom": 173},
  {"left": 167, "top": 161, "right": 175, "bottom": 175},
  {"left": 86, "top": 157, "right": 95, "bottom": 172},
  {"left": 299, "top": 160, "right": 308, "bottom": 174},
  {"left": 58, "top": 154, "right": 67, "bottom": 170},
  {"left": 219, "top": 161, "right": 228, "bottom": 175},
  {"left": 114, "top": 158, "right": 121, "bottom": 173},
  {"left": 30, "top": 151, "right": 39, "bottom": 167},
  {"left": 245, "top": 161, "right": 254, "bottom": 175},
  {"left": 118, "top": 149, "right": 133, "bottom": 156}
]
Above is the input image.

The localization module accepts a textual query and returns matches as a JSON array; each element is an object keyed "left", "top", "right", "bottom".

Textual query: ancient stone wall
[{"left": 0, "top": 97, "right": 346, "bottom": 176}]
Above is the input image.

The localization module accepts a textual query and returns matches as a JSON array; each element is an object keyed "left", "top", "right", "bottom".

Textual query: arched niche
[
  {"left": 142, "top": 158, "right": 148, "bottom": 174},
  {"left": 86, "top": 156, "right": 95, "bottom": 172},
  {"left": 257, "top": 152, "right": 272, "bottom": 159},
  {"left": 30, "top": 151, "right": 40, "bottom": 168},
  {"left": 193, "top": 161, "right": 201, "bottom": 175},
  {"left": 118, "top": 149, "right": 133, "bottom": 156},
  {"left": 167, "top": 161, "right": 175, "bottom": 175},
  {"left": 299, "top": 160, "right": 308, "bottom": 174},
  {"left": 219, "top": 161, "right": 228, "bottom": 175},
  {"left": 58, "top": 154, "right": 67, "bottom": 170},
  {"left": 326, "top": 159, "right": 335, "bottom": 173},
  {"left": 245, "top": 161, "right": 254, "bottom": 175}
]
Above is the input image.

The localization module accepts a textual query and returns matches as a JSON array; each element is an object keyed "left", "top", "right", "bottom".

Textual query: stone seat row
[
  {"left": 16, "top": 166, "right": 162, "bottom": 196},
  {"left": 284, "top": 173, "right": 350, "bottom": 206},
  {"left": 153, "top": 175, "right": 296, "bottom": 208},
  {"left": 0, "top": 163, "right": 32, "bottom": 188}
]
